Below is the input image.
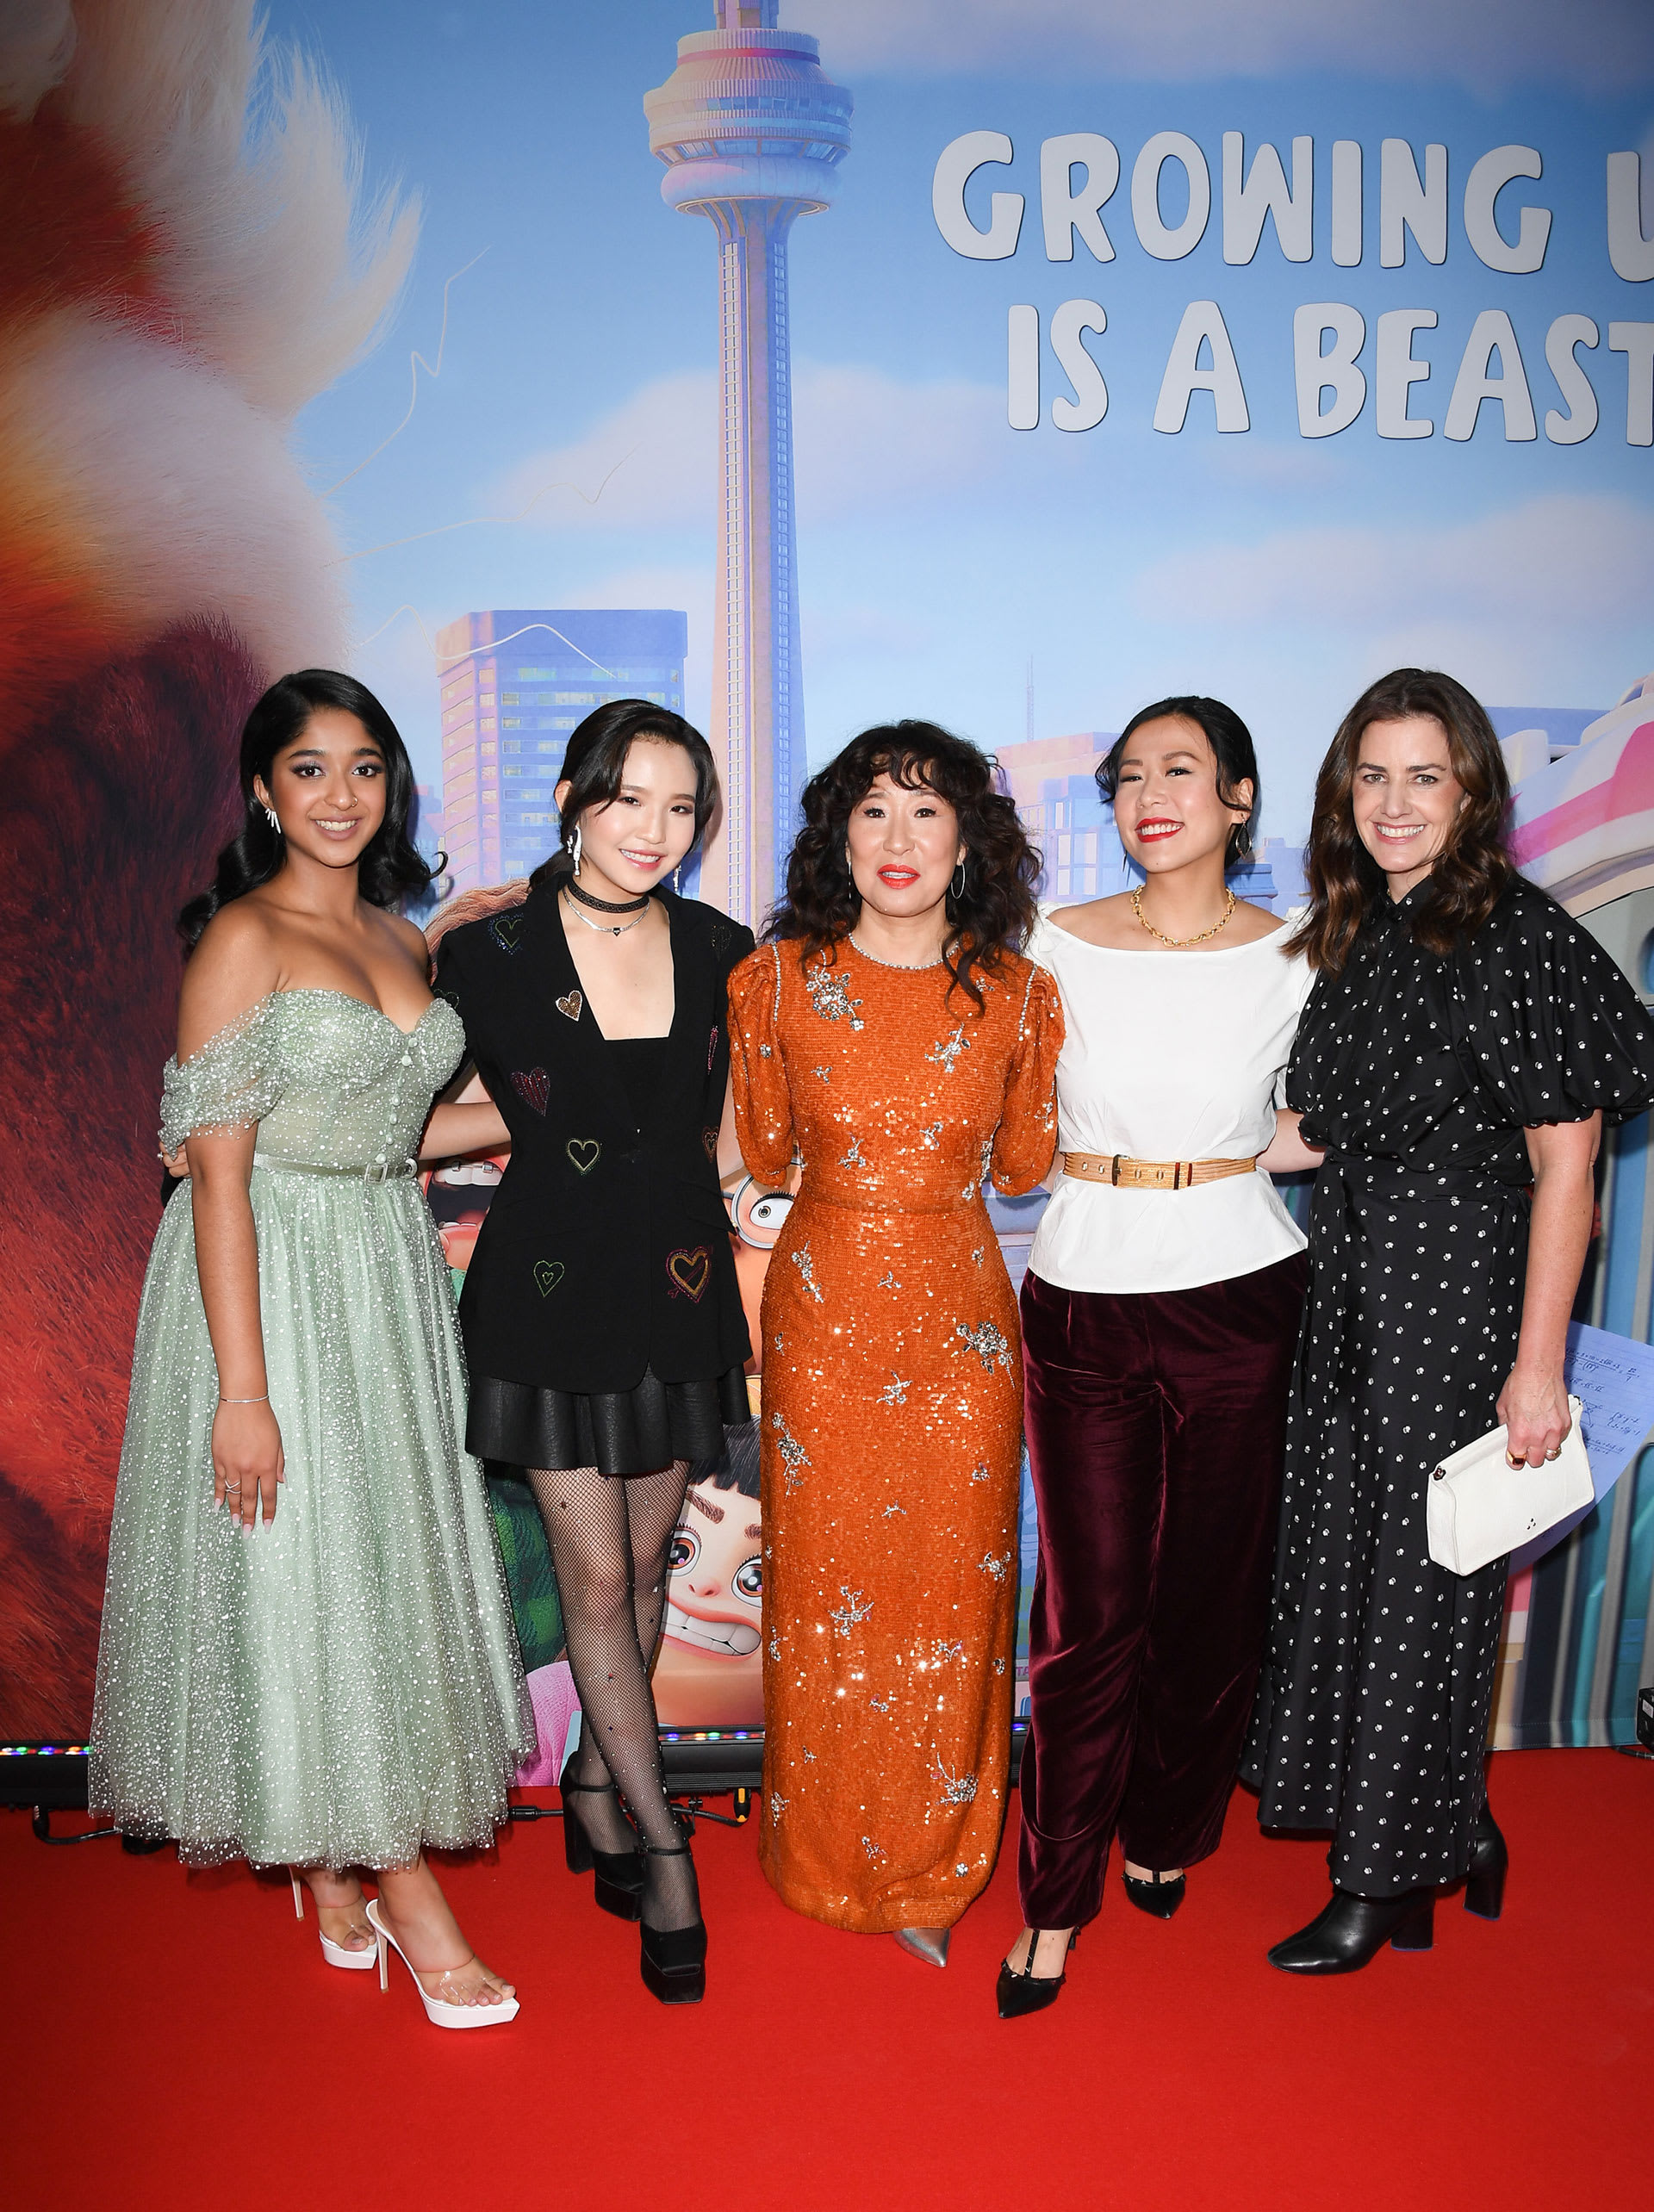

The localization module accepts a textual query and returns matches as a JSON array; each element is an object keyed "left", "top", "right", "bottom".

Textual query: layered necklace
[
  {"left": 1129, "top": 884, "right": 1236, "bottom": 948},
  {"left": 563, "top": 877, "right": 651, "bottom": 937}
]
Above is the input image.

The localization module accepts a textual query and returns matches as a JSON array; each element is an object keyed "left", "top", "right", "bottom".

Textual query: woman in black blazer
[{"left": 433, "top": 701, "right": 753, "bottom": 2004}]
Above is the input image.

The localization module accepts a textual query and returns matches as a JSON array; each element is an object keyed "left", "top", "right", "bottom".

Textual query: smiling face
[
  {"left": 845, "top": 768, "right": 964, "bottom": 920},
  {"left": 1111, "top": 714, "right": 1253, "bottom": 879},
  {"left": 662, "top": 1482, "right": 763, "bottom": 1659},
  {"left": 1351, "top": 714, "right": 1465, "bottom": 899},
  {"left": 253, "top": 706, "right": 388, "bottom": 871},
  {"left": 556, "top": 736, "right": 700, "bottom": 904}
]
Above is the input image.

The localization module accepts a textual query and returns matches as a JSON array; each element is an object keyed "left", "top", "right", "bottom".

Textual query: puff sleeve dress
[{"left": 1243, "top": 878, "right": 1654, "bottom": 1896}]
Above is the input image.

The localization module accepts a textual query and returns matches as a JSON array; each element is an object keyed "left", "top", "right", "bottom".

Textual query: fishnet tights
[{"left": 525, "top": 1460, "right": 700, "bottom": 1931}]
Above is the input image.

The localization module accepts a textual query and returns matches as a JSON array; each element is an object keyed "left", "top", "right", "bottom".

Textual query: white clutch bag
[{"left": 1426, "top": 1396, "right": 1592, "bottom": 1575}]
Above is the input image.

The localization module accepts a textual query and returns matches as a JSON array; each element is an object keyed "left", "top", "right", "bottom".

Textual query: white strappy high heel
[
  {"left": 364, "top": 1898, "right": 519, "bottom": 2029},
  {"left": 289, "top": 1868, "right": 379, "bottom": 1972}
]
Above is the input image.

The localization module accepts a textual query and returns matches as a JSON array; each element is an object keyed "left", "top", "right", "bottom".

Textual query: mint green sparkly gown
[{"left": 90, "top": 989, "right": 533, "bottom": 1868}]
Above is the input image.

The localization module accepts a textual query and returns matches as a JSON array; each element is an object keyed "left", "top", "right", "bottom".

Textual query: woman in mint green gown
[{"left": 90, "top": 670, "right": 532, "bottom": 2024}]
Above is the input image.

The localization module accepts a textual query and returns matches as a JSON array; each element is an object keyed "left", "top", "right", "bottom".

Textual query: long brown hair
[
  {"left": 1288, "top": 668, "right": 1512, "bottom": 972},
  {"left": 764, "top": 721, "right": 1041, "bottom": 1012}
]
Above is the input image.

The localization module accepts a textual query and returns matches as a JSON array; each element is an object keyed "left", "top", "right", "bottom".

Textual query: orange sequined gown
[{"left": 727, "top": 938, "right": 1062, "bottom": 1931}]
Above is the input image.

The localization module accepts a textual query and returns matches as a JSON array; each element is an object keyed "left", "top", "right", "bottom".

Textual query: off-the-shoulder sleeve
[
  {"left": 991, "top": 963, "right": 1065, "bottom": 1194},
  {"left": 726, "top": 943, "right": 796, "bottom": 1184},
  {"left": 159, "top": 997, "right": 283, "bottom": 1152},
  {"left": 1455, "top": 891, "right": 1654, "bottom": 1129}
]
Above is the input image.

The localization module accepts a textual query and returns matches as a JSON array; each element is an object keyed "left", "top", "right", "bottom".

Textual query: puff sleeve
[
  {"left": 159, "top": 997, "right": 284, "bottom": 1152},
  {"left": 1453, "top": 887, "right": 1654, "bottom": 1130},
  {"left": 990, "top": 962, "right": 1065, "bottom": 1195},
  {"left": 726, "top": 942, "right": 796, "bottom": 1184}
]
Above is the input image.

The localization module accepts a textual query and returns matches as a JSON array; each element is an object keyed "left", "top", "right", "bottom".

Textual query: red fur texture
[{"left": 0, "top": 625, "right": 260, "bottom": 1737}]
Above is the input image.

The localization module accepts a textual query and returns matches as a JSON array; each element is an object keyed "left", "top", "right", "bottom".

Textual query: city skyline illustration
[{"left": 270, "top": 0, "right": 1654, "bottom": 897}]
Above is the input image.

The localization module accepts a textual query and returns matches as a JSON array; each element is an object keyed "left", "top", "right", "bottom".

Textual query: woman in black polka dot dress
[{"left": 1243, "top": 668, "right": 1654, "bottom": 1973}]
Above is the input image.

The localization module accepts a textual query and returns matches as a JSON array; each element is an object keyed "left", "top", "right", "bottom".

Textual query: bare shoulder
[
  {"left": 177, "top": 899, "right": 283, "bottom": 1057},
  {"left": 382, "top": 909, "right": 433, "bottom": 966},
  {"left": 1225, "top": 898, "right": 1292, "bottom": 946},
  {"left": 1045, "top": 893, "right": 1138, "bottom": 950}
]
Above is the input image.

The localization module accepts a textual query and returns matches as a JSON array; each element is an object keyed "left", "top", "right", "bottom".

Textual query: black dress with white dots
[{"left": 1242, "top": 873, "right": 1654, "bottom": 1898}]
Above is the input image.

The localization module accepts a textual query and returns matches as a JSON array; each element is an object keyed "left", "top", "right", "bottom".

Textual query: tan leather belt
[{"left": 1062, "top": 1151, "right": 1258, "bottom": 1190}]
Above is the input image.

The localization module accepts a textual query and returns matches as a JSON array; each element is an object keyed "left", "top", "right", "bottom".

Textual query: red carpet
[{"left": 3, "top": 1750, "right": 1649, "bottom": 2211}]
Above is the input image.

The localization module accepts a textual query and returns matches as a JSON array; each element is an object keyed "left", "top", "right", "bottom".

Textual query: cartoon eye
[
  {"left": 733, "top": 1556, "right": 762, "bottom": 1603},
  {"left": 668, "top": 1528, "right": 700, "bottom": 1574},
  {"left": 734, "top": 1178, "right": 793, "bottom": 1250}
]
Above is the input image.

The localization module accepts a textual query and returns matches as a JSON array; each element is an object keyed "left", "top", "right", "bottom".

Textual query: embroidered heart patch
[
  {"left": 666, "top": 1246, "right": 711, "bottom": 1302},
  {"left": 557, "top": 989, "right": 583, "bottom": 1022},
  {"left": 490, "top": 913, "right": 525, "bottom": 954},
  {"left": 532, "top": 1259, "right": 565, "bottom": 1297},
  {"left": 701, "top": 1126, "right": 718, "bottom": 1161},
  {"left": 511, "top": 1067, "right": 550, "bottom": 1115},
  {"left": 566, "top": 1138, "right": 600, "bottom": 1175}
]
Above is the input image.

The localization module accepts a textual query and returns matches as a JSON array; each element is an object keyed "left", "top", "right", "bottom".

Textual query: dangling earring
[
  {"left": 571, "top": 822, "right": 582, "bottom": 879},
  {"left": 951, "top": 855, "right": 967, "bottom": 899},
  {"left": 264, "top": 805, "right": 281, "bottom": 835}
]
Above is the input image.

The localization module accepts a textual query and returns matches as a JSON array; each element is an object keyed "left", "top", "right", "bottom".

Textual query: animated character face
[
  {"left": 652, "top": 1475, "right": 765, "bottom": 1728},
  {"left": 664, "top": 1482, "right": 762, "bottom": 1660}
]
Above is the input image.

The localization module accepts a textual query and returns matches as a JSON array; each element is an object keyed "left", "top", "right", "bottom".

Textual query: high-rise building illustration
[
  {"left": 645, "top": 3, "right": 852, "bottom": 923},
  {"left": 437, "top": 609, "right": 687, "bottom": 892}
]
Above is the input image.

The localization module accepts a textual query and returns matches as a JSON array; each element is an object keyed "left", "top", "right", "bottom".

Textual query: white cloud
[
  {"left": 1134, "top": 493, "right": 1654, "bottom": 637},
  {"left": 493, "top": 362, "right": 1008, "bottom": 534},
  {"left": 795, "top": 0, "right": 1654, "bottom": 94}
]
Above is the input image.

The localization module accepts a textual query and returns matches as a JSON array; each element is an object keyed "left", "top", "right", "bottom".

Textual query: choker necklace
[
  {"left": 567, "top": 877, "right": 650, "bottom": 916},
  {"left": 1130, "top": 884, "right": 1236, "bottom": 948},
  {"left": 563, "top": 886, "right": 647, "bottom": 938}
]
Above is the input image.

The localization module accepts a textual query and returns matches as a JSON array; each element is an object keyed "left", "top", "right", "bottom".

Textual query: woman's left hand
[{"left": 1496, "top": 1365, "right": 1572, "bottom": 1469}]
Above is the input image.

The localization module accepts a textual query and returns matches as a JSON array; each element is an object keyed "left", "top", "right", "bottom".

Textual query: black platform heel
[
  {"left": 1267, "top": 1886, "right": 1435, "bottom": 1975},
  {"left": 638, "top": 1829, "right": 707, "bottom": 2005},
  {"left": 1122, "top": 1868, "right": 1185, "bottom": 1920},
  {"left": 996, "top": 1929, "right": 1078, "bottom": 2020},
  {"left": 1464, "top": 1805, "right": 1508, "bottom": 1920},
  {"left": 559, "top": 1754, "right": 645, "bottom": 1923}
]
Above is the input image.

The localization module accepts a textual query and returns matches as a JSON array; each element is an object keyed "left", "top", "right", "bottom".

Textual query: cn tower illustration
[{"left": 645, "top": 3, "right": 853, "bottom": 923}]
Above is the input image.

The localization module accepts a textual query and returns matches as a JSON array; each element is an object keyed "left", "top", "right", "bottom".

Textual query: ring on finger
[{"left": 1545, "top": 1447, "right": 1561, "bottom": 1461}]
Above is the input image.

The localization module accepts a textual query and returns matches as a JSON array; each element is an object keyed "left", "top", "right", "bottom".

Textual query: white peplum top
[{"left": 1027, "top": 904, "right": 1315, "bottom": 1296}]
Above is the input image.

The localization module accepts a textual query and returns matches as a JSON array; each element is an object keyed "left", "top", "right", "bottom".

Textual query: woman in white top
[{"left": 998, "top": 696, "right": 1316, "bottom": 2019}]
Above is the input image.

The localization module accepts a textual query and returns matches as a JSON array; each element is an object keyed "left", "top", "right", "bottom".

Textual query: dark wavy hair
[
  {"left": 763, "top": 721, "right": 1040, "bottom": 1011},
  {"left": 1287, "top": 668, "right": 1512, "bottom": 973},
  {"left": 1096, "top": 694, "right": 1259, "bottom": 866},
  {"left": 527, "top": 699, "right": 718, "bottom": 892},
  {"left": 179, "top": 670, "right": 435, "bottom": 950}
]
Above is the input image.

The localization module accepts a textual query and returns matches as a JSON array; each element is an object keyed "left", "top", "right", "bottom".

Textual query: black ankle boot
[
  {"left": 638, "top": 1827, "right": 706, "bottom": 2005},
  {"left": 559, "top": 1753, "right": 645, "bottom": 1922},
  {"left": 1464, "top": 1805, "right": 1508, "bottom": 1920},
  {"left": 1267, "top": 1886, "right": 1435, "bottom": 1975}
]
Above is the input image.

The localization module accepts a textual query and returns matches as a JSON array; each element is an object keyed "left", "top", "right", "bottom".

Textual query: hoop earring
[
  {"left": 570, "top": 823, "right": 582, "bottom": 879},
  {"left": 263, "top": 805, "right": 281, "bottom": 836},
  {"left": 951, "top": 856, "right": 967, "bottom": 900}
]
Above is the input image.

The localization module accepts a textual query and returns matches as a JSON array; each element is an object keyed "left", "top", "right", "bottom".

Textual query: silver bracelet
[{"left": 219, "top": 1394, "right": 269, "bottom": 1404}]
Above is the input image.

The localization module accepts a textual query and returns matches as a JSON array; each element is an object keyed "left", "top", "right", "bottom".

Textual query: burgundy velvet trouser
[{"left": 1017, "top": 1253, "right": 1309, "bottom": 1929}]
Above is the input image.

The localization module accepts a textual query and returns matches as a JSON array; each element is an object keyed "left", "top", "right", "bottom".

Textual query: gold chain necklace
[{"left": 1129, "top": 884, "right": 1236, "bottom": 948}]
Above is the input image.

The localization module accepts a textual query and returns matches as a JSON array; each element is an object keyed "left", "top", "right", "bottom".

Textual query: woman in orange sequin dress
[{"left": 727, "top": 723, "right": 1061, "bottom": 1963}]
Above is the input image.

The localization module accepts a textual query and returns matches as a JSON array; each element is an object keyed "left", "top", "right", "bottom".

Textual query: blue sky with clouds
[{"left": 265, "top": 0, "right": 1654, "bottom": 844}]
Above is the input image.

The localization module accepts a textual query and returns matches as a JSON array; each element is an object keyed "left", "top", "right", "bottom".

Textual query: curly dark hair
[
  {"left": 179, "top": 670, "right": 435, "bottom": 950},
  {"left": 763, "top": 721, "right": 1041, "bottom": 1011},
  {"left": 1287, "top": 668, "right": 1513, "bottom": 973}
]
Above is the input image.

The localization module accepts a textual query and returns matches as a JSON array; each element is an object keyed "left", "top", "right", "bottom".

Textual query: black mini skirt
[{"left": 469, "top": 1362, "right": 752, "bottom": 1478}]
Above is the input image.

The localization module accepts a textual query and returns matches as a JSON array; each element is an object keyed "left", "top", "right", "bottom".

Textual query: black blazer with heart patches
[{"left": 434, "top": 880, "right": 755, "bottom": 1395}]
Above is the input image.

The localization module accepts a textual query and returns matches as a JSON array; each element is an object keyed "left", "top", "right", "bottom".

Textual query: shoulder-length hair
[
  {"left": 179, "top": 670, "right": 434, "bottom": 950},
  {"left": 527, "top": 699, "right": 718, "bottom": 892},
  {"left": 1287, "top": 668, "right": 1512, "bottom": 972},
  {"left": 763, "top": 720, "right": 1040, "bottom": 1011},
  {"left": 1096, "top": 694, "right": 1259, "bottom": 866}
]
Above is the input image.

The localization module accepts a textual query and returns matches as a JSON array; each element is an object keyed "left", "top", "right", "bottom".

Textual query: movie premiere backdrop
[{"left": 4, "top": 1, "right": 1654, "bottom": 1776}]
